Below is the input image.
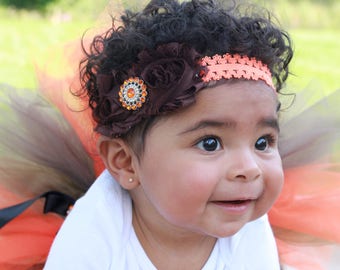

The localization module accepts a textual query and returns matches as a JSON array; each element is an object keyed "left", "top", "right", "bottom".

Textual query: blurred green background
[{"left": 0, "top": 0, "right": 339, "bottom": 93}]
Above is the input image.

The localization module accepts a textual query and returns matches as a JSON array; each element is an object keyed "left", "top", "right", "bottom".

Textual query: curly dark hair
[{"left": 79, "top": 0, "right": 293, "bottom": 154}]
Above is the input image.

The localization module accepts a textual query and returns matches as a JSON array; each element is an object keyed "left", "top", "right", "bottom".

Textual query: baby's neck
[{"left": 132, "top": 206, "right": 217, "bottom": 270}]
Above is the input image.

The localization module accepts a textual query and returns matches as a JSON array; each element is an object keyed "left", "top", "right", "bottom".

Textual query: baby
[{"left": 44, "top": 0, "right": 293, "bottom": 269}]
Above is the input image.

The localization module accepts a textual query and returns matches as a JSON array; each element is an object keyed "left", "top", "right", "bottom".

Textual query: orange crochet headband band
[
  {"left": 119, "top": 53, "right": 275, "bottom": 110},
  {"left": 200, "top": 53, "right": 275, "bottom": 89}
]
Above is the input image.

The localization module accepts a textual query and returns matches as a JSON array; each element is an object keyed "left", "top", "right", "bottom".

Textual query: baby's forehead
[
  {"left": 160, "top": 80, "right": 278, "bottom": 124},
  {"left": 195, "top": 79, "right": 277, "bottom": 105}
]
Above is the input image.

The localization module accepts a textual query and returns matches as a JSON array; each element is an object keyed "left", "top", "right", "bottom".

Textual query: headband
[
  {"left": 95, "top": 43, "right": 275, "bottom": 137},
  {"left": 119, "top": 52, "right": 275, "bottom": 111},
  {"left": 200, "top": 53, "right": 275, "bottom": 89}
]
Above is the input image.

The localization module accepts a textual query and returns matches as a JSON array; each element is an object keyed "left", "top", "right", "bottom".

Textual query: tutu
[
  {"left": 270, "top": 88, "right": 340, "bottom": 269},
  {"left": 0, "top": 85, "right": 95, "bottom": 269}
]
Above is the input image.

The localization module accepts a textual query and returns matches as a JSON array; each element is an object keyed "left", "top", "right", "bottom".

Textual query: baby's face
[{"left": 131, "top": 80, "right": 283, "bottom": 238}]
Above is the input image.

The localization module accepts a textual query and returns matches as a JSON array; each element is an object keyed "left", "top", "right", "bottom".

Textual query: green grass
[
  {"left": 0, "top": 23, "right": 85, "bottom": 89},
  {"left": 288, "top": 29, "right": 340, "bottom": 94},
  {"left": 0, "top": 7, "right": 97, "bottom": 89},
  {"left": 269, "top": 0, "right": 340, "bottom": 29}
]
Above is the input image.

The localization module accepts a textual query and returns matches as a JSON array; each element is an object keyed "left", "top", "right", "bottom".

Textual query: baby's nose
[{"left": 225, "top": 149, "right": 261, "bottom": 182}]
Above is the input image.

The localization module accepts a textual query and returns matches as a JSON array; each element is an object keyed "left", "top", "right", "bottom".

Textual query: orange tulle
[
  {"left": 269, "top": 163, "right": 340, "bottom": 269},
  {"left": 276, "top": 238, "right": 338, "bottom": 270},
  {"left": 270, "top": 163, "right": 340, "bottom": 242},
  {"left": 0, "top": 187, "right": 64, "bottom": 270}
]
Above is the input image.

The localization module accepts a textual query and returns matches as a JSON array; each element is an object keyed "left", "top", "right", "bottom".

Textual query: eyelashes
[
  {"left": 196, "top": 136, "right": 221, "bottom": 152},
  {"left": 194, "top": 134, "right": 277, "bottom": 153},
  {"left": 255, "top": 134, "right": 277, "bottom": 151}
]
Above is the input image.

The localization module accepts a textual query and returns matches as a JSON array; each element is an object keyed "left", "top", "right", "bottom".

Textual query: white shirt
[{"left": 44, "top": 170, "right": 280, "bottom": 269}]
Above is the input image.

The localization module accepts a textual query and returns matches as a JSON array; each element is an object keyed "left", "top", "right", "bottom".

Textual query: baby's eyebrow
[
  {"left": 178, "top": 119, "right": 236, "bottom": 135},
  {"left": 258, "top": 117, "right": 280, "bottom": 130},
  {"left": 179, "top": 117, "right": 279, "bottom": 135}
]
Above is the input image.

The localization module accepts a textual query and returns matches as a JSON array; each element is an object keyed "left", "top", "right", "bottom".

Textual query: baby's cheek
[
  {"left": 272, "top": 163, "right": 284, "bottom": 195},
  {"left": 264, "top": 165, "right": 284, "bottom": 208},
  {"left": 182, "top": 168, "right": 217, "bottom": 193},
  {"left": 254, "top": 164, "right": 284, "bottom": 218}
]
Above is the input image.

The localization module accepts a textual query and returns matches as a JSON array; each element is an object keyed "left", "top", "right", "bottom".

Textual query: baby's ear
[{"left": 97, "top": 136, "right": 140, "bottom": 190}]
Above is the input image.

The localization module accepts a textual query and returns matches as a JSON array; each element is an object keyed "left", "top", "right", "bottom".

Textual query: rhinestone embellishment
[{"left": 119, "top": 77, "right": 148, "bottom": 110}]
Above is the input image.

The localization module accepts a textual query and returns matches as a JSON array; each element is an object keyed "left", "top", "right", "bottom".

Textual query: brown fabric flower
[{"left": 95, "top": 43, "right": 205, "bottom": 137}]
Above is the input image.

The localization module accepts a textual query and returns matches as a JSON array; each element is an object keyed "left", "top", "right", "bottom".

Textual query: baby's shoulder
[{"left": 44, "top": 170, "right": 133, "bottom": 269}]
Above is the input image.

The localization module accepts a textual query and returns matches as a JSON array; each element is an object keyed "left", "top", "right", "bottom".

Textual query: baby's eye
[
  {"left": 196, "top": 137, "right": 222, "bottom": 152},
  {"left": 255, "top": 135, "right": 276, "bottom": 151}
]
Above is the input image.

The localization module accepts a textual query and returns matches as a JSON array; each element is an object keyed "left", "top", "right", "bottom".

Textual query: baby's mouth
[
  {"left": 213, "top": 199, "right": 253, "bottom": 204},
  {"left": 211, "top": 199, "right": 255, "bottom": 213},
  {"left": 214, "top": 199, "right": 252, "bottom": 205}
]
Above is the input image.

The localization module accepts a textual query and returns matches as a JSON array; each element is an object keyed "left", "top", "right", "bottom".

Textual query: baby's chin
[
  {"left": 199, "top": 222, "right": 249, "bottom": 239},
  {"left": 224, "top": 223, "right": 251, "bottom": 237},
  {"left": 209, "top": 213, "right": 269, "bottom": 238}
]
